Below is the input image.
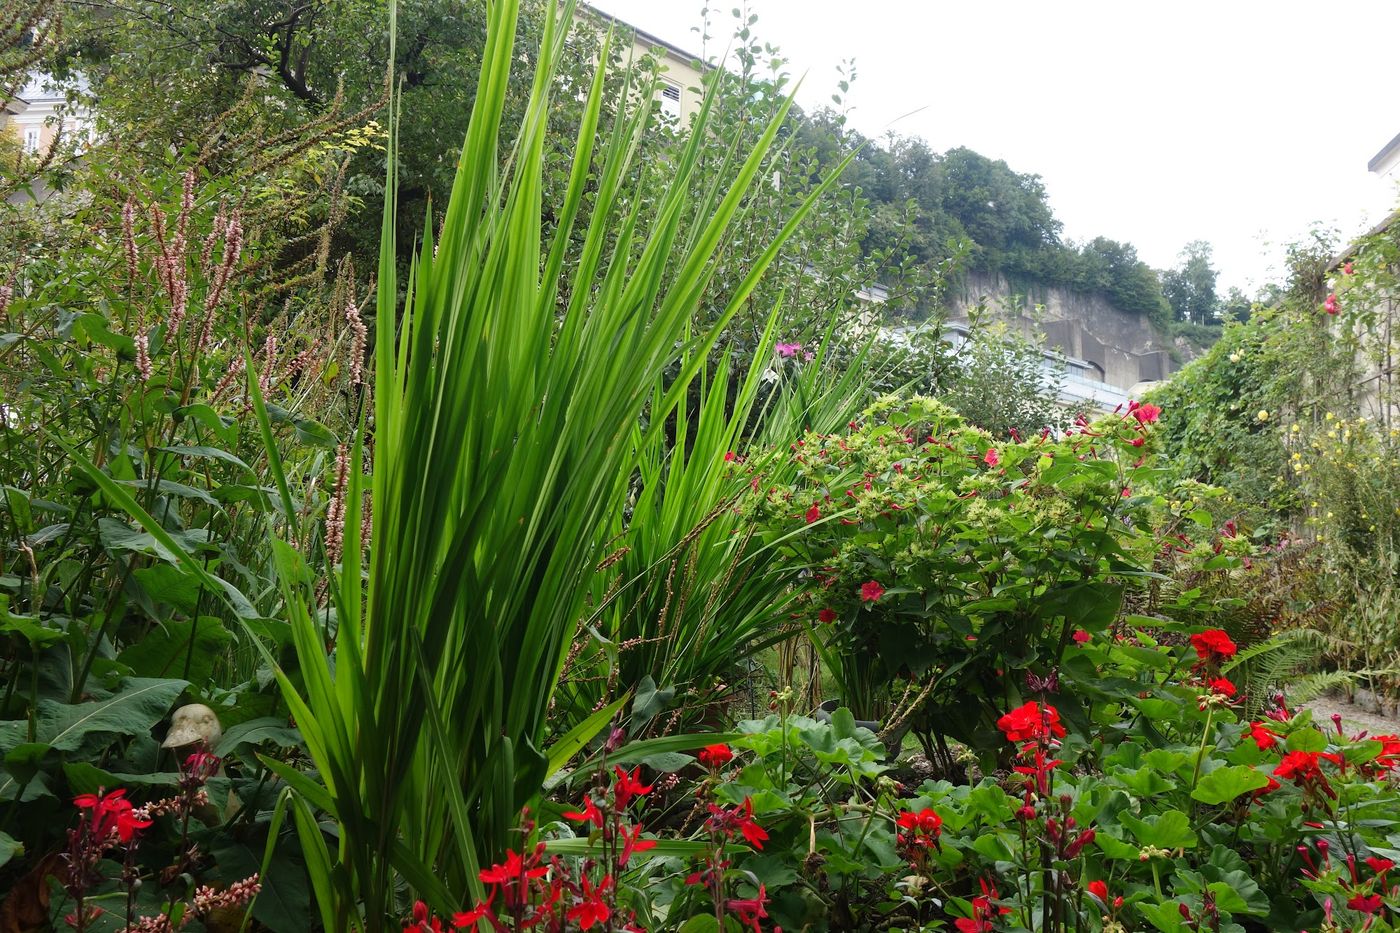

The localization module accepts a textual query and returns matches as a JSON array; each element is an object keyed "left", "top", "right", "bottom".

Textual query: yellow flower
[{"left": 1257, "top": 410, "right": 1270, "bottom": 422}]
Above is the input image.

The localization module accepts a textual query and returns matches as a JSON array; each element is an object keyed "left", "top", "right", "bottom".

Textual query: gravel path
[{"left": 1304, "top": 693, "right": 1400, "bottom": 738}]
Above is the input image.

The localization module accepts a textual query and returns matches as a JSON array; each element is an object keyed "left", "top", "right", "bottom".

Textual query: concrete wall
[{"left": 946, "top": 269, "right": 1183, "bottom": 392}]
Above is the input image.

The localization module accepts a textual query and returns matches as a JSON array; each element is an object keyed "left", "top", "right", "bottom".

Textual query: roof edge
[
  {"left": 1369, "top": 130, "right": 1400, "bottom": 173},
  {"left": 578, "top": 2, "right": 708, "bottom": 71}
]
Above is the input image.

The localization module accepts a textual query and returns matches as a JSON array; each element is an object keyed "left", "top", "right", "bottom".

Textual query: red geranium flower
[
  {"left": 997, "top": 702, "right": 1066, "bottom": 744},
  {"left": 860, "top": 580, "right": 885, "bottom": 603},
  {"left": 1190, "top": 629, "right": 1238, "bottom": 662},
  {"left": 896, "top": 807, "right": 943, "bottom": 839},
  {"left": 1274, "top": 750, "right": 1342, "bottom": 787},
  {"left": 697, "top": 744, "right": 734, "bottom": 769},
  {"left": 1373, "top": 734, "right": 1400, "bottom": 768},
  {"left": 1209, "top": 677, "right": 1237, "bottom": 697},
  {"left": 817, "top": 608, "right": 838, "bottom": 624},
  {"left": 1248, "top": 721, "right": 1280, "bottom": 751}
]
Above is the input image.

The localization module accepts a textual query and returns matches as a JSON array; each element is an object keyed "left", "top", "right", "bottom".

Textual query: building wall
[
  {"left": 1, "top": 75, "right": 87, "bottom": 157},
  {"left": 578, "top": 5, "right": 706, "bottom": 128},
  {"left": 945, "top": 269, "right": 1182, "bottom": 393}
]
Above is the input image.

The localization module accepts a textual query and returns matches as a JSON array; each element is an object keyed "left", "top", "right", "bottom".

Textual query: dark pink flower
[{"left": 860, "top": 580, "right": 885, "bottom": 602}]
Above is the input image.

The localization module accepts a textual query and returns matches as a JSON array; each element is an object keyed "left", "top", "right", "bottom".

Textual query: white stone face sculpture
[{"left": 162, "top": 703, "right": 223, "bottom": 750}]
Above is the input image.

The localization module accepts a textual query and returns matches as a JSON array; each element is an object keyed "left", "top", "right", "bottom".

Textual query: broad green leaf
[
  {"left": 0, "top": 678, "right": 187, "bottom": 799},
  {"left": 1120, "top": 809, "right": 1197, "bottom": 849},
  {"left": 1286, "top": 729, "right": 1327, "bottom": 753},
  {"left": 0, "top": 831, "right": 22, "bottom": 869},
  {"left": 1191, "top": 765, "right": 1270, "bottom": 805},
  {"left": 119, "top": 617, "right": 232, "bottom": 682}
]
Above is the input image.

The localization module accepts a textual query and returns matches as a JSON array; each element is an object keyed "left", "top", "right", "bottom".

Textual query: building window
[
  {"left": 659, "top": 80, "right": 681, "bottom": 121},
  {"left": 22, "top": 127, "right": 40, "bottom": 153}
]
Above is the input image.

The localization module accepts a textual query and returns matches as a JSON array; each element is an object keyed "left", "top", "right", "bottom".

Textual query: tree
[
  {"left": 1162, "top": 240, "right": 1219, "bottom": 325},
  {"left": 1218, "top": 286, "right": 1253, "bottom": 323}
]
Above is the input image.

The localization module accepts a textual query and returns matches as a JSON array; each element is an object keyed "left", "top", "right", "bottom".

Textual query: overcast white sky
[{"left": 590, "top": 0, "right": 1400, "bottom": 293}]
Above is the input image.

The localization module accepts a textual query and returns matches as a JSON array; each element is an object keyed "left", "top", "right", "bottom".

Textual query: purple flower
[{"left": 775, "top": 342, "right": 802, "bottom": 358}]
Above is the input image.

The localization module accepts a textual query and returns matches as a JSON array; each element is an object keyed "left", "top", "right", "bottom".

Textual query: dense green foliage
[
  {"left": 1148, "top": 221, "right": 1400, "bottom": 696},
  {"left": 8, "top": 1, "right": 1400, "bottom": 931}
]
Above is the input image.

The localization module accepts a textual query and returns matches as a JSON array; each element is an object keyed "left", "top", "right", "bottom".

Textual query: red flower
[
  {"left": 563, "top": 796, "right": 605, "bottom": 828},
  {"left": 1344, "top": 261, "right": 1355, "bottom": 275},
  {"left": 1324, "top": 293, "right": 1340, "bottom": 315},
  {"left": 452, "top": 899, "right": 495, "bottom": 929},
  {"left": 1132, "top": 403, "right": 1162, "bottom": 424},
  {"left": 611, "top": 766, "right": 653, "bottom": 810},
  {"left": 478, "top": 849, "right": 548, "bottom": 885},
  {"left": 1248, "top": 721, "right": 1280, "bottom": 751},
  {"left": 805, "top": 503, "right": 821, "bottom": 523},
  {"left": 698, "top": 744, "right": 734, "bottom": 769},
  {"left": 1347, "top": 893, "right": 1383, "bottom": 914},
  {"left": 1129, "top": 437, "right": 1145, "bottom": 448},
  {"left": 74, "top": 788, "right": 151, "bottom": 843},
  {"left": 1373, "top": 734, "right": 1400, "bottom": 768},
  {"left": 723, "top": 451, "right": 737, "bottom": 462},
  {"left": 983, "top": 448, "right": 1000, "bottom": 467},
  {"left": 954, "top": 880, "right": 1012, "bottom": 933},
  {"left": 406, "top": 900, "right": 480, "bottom": 933},
  {"left": 997, "top": 702, "right": 1066, "bottom": 744},
  {"left": 1274, "top": 750, "right": 1342, "bottom": 788},
  {"left": 1208, "top": 677, "right": 1237, "bottom": 697},
  {"left": 706, "top": 797, "right": 768, "bottom": 850},
  {"left": 896, "top": 807, "right": 943, "bottom": 839},
  {"left": 618, "top": 822, "right": 657, "bottom": 867},
  {"left": 1072, "top": 629, "right": 1091, "bottom": 644},
  {"left": 1190, "top": 629, "right": 1238, "bottom": 662},
  {"left": 725, "top": 884, "right": 769, "bottom": 933},
  {"left": 1367, "top": 856, "right": 1395, "bottom": 875},
  {"left": 859, "top": 580, "right": 885, "bottom": 602},
  {"left": 566, "top": 875, "right": 613, "bottom": 929},
  {"left": 1087, "top": 880, "right": 1108, "bottom": 902},
  {"left": 817, "top": 607, "right": 838, "bottom": 624}
]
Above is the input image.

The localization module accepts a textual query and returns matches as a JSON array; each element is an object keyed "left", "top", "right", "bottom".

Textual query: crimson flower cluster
[
  {"left": 954, "top": 879, "right": 1012, "bottom": 933},
  {"left": 74, "top": 789, "right": 152, "bottom": 844},
  {"left": 895, "top": 807, "right": 943, "bottom": 872}
]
